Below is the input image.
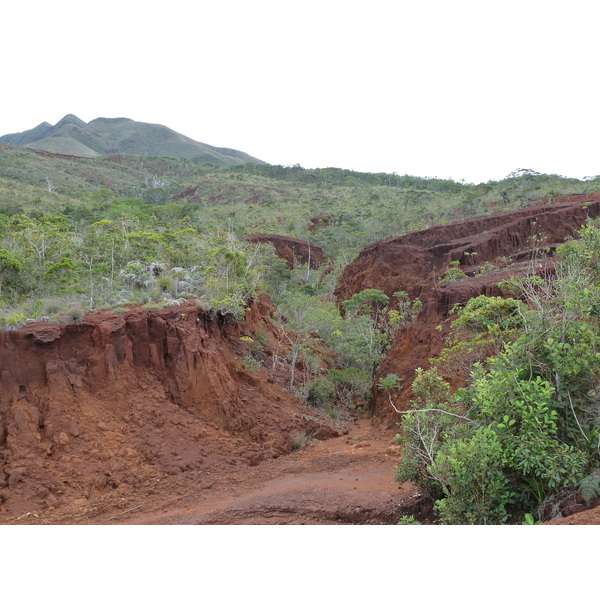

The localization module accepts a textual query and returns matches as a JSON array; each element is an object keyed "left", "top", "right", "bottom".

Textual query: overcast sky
[{"left": 3, "top": 0, "right": 599, "bottom": 183}]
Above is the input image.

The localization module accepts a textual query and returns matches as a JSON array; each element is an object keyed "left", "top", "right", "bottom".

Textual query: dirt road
[{"left": 5, "top": 419, "right": 428, "bottom": 525}]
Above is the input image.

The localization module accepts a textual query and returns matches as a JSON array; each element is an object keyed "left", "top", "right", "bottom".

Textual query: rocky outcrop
[{"left": 335, "top": 194, "right": 600, "bottom": 415}]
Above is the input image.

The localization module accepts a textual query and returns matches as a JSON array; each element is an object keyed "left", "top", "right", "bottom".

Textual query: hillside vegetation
[{"left": 3, "top": 142, "right": 600, "bottom": 523}]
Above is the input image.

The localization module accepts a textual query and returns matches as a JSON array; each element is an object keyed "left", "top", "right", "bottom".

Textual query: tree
[
  {"left": 0, "top": 249, "right": 22, "bottom": 296},
  {"left": 278, "top": 292, "right": 330, "bottom": 391}
]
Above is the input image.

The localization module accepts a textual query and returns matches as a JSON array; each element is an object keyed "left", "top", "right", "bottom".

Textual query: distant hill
[{"left": 0, "top": 114, "right": 265, "bottom": 165}]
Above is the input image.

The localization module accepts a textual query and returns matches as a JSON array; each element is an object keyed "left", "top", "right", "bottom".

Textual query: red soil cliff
[
  {"left": 0, "top": 296, "right": 338, "bottom": 521},
  {"left": 335, "top": 194, "right": 600, "bottom": 415},
  {"left": 248, "top": 234, "right": 328, "bottom": 269}
]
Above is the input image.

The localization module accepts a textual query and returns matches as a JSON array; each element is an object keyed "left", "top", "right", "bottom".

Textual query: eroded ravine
[{"left": 4, "top": 194, "right": 600, "bottom": 525}]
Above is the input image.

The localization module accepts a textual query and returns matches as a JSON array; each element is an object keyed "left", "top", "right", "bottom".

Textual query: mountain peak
[
  {"left": 0, "top": 115, "right": 265, "bottom": 165},
  {"left": 53, "top": 114, "right": 87, "bottom": 129}
]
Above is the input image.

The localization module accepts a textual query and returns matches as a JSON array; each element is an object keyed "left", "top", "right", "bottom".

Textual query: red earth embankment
[
  {"left": 0, "top": 296, "right": 341, "bottom": 522},
  {"left": 335, "top": 194, "right": 600, "bottom": 415},
  {"left": 248, "top": 234, "right": 328, "bottom": 269}
]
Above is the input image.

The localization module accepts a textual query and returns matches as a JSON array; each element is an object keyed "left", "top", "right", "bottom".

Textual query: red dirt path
[
  {"left": 5, "top": 418, "right": 428, "bottom": 525},
  {"left": 117, "top": 418, "right": 428, "bottom": 525}
]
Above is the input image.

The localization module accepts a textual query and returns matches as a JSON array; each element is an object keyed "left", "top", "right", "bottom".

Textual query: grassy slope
[{"left": 2, "top": 144, "right": 600, "bottom": 263}]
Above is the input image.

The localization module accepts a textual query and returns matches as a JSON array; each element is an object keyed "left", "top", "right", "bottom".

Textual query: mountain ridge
[{"left": 0, "top": 114, "right": 265, "bottom": 165}]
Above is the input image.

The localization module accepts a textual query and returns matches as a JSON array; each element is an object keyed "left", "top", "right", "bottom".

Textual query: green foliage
[
  {"left": 452, "top": 295, "right": 526, "bottom": 334},
  {"left": 522, "top": 513, "right": 542, "bottom": 525},
  {"left": 475, "top": 261, "right": 500, "bottom": 276},
  {"left": 390, "top": 291, "right": 423, "bottom": 327},
  {"left": 393, "top": 368, "right": 469, "bottom": 501},
  {"left": 335, "top": 289, "right": 420, "bottom": 376},
  {"left": 0, "top": 248, "right": 22, "bottom": 295},
  {"left": 408, "top": 221, "right": 600, "bottom": 523},
  {"left": 578, "top": 471, "right": 600, "bottom": 506},
  {"left": 411, "top": 367, "right": 450, "bottom": 405},
  {"left": 333, "top": 314, "right": 390, "bottom": 374},
  {"left": 432, "top": 427, "right": 513, "bottom": 525},
  {"left": 432, "top": 296, "right": 527, "bottom": 379},
  {"left": 413, "top": 347, "right": 588, "bottom": 523},
  {"left": 396, "top": 515, "right": 422, "bottom": 525},
  {"left": 307, "top": 367, "right": 372, "bottom": 413},
  {"left": 241, "top": 355, "right": 263, "bottom": 373},
  {"left": 306, "top": 375, "right": 336, "bottom": 406},
  {"left": 468, "top": 357, "right": 587, "bottom": 502},
  {"left": 439, "top": 262, "right": 468, "bottom": 286},
  {"left": 277, "top": 291, "right": 338, "bottom": 390},
  {"left": 341, "top": 288, "right": 390, "bottom": 318},
  {"left": 66, "top": 305, "right": 85, "bottom": 323},
  {"left": 0, "top": 310, "right": 27, "bottom": 329},
  {"left": 377, "top": 373, "right": 402, "bottom": 392}
]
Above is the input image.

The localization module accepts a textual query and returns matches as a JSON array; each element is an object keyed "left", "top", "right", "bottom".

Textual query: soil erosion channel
[{"left": 4, "top": 194, "right": 600, "bottom": 525}]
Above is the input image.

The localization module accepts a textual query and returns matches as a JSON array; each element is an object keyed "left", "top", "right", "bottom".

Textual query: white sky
[{"left": 3, "top": 0, "right": 599, "bottom": 183}]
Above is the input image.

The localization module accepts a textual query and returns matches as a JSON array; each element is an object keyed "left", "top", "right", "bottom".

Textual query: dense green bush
[
  {"left": 432, "top": 427, "right": 513, "bottom": 525},
  {"left": 397, "top": 222, "right": 600, "bottom": 523}
]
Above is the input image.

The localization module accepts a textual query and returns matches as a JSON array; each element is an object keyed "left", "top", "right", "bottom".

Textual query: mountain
[{"left": 0, "top": 114, "right": 265, "bottom": 165}]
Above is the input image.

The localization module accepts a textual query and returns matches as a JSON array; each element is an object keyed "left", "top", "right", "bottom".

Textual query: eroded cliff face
[
  {"left": 0, "top": 296, "right": 337, "bottom": 518},
  {"left": 335, "top": 194, "right": 600, "bottom": 415},
  {"left": 248, "top": 234, "right": 328, "bottom": 269}
]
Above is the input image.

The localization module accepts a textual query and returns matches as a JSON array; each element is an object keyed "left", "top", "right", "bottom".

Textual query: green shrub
[
  {"left": 432, "top": 427, "right": 513, "bottom": 525},
  {"left": 156, "top": 276, "right": 176, "bottom": 295},
  {"left": 241, "top": 355, "right": 263, "bottom": 373},
  {"left": 0, "top": 311, "right": 27, "bottom": 329},
  {"left": 142, "top": 300, "right": 171, "bottom": 310},
  {"left": 578, "top": 471, "right": 600, "bottom": 506},
  {"left": 307, "top": 367, "right": 372, "bottom": 412},
  {"left": 394, "top": 400, "right": 470, "bottom": 501},
  {"left": 196, "top": 297, "right": 212, "bottom": 312},
  {"left": 439, "top": 261, "right": 468, "bottom": 286},
  {"left": 43, "top": 298, "right": 64, "bottom": 315},
  {"left": 321, "top": 403, "right": 342, "bottom": 421},
  {"left": 470, "top": 360, "right": 587, "bottom": 501},
  {"left": 476, "top": 261, "right": 500, "bottom": 276},
  {"left": 423, "top": 355, "right": 588, "bottom": 523},
  {"left": 411, "top": 367, "right": 450, "bottom": 405},
  {"left": 67, "top": 305, "right": 85, "bottom": 323},
  {"left": 397, "top": 515, "right": 422, "bottom": 525},
  {"left": 392, "top": 368, "right": 468, "bottom": 500},
  {"left": 306, "top": 376, "right": 336, "bottom": 406}
]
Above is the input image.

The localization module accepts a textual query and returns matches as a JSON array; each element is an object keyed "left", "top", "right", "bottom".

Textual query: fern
[{"left": 578, "top": 471, "right": 600, "bottom": 506}]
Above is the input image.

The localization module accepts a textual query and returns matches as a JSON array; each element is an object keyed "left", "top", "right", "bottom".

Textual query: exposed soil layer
[
  {"left": 104, "top": 419, "right": 428, "bottom": 525},
  {"left": 248, "top": 234, "right": 328, "bottom": 269},
  {"left": 335, "top": 194, "right": 600, "bottom": 414},
  {"left": 545, "top": 503, "right": 600, "bottom": 525},
  {"left": 0, "top": 296, "right": 347, "bottom": 523},
  {"left": 1, "top": 415, "right": 428, "bottom": 525}
]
